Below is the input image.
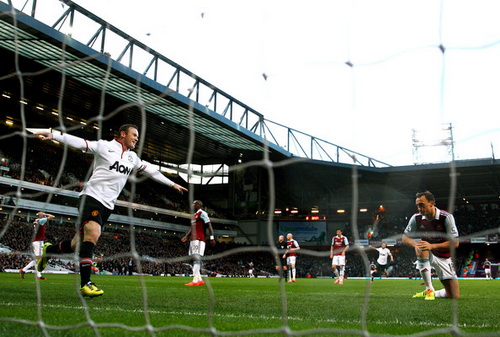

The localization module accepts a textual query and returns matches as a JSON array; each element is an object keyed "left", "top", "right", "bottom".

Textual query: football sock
[
  {"left": 417, "top": 258, "right": 434, "bottom": 291},
  {"left": 193, "top": 262, "right": 201, "bottom": 282},
  {"left": 333, "top": 268, "right": 339, "bottom": 278},
  {"left": 79, "top": 241, "right": 95, "bottom": 287},
  {"left": 23, "top": 260, "right": 36, "bottom": 271},
  {"left": 292, "top": 267, "right": 296, "bottom": 280},
  {"left": 340, "top": 268, "right": 345, "bottom": 281}
]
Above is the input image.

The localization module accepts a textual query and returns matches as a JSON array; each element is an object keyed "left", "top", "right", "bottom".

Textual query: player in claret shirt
[
  {"left": 283, "top": 233, "right": 300, "bottom": 282},
  {"left": 483, "top": 258, "right": 492, "bottom": 280},
  {"left": 330, "top": 229, "right": 349, "bottom": 284},
  {"left": 403, "top": 191, "right": 460, "bottom": 300},
  {"left": 34, "top": 124, "right": 187, "bottom": 297},
  {"left": 181, "top": 200, "right": 216, "bottom": 286},
  {"left": 20, "top": 211, "right": 55, "bottom": 280},
  {"left": 369, "top": 261, "right": 377, "bottom": 283}
]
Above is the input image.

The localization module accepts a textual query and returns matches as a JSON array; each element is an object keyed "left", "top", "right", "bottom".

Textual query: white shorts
[
  {"left": 32, "top": 241, "right": 43, "bottom": 257},
  {"left": 485, "top": 268, "right": 491, "bottom": 273},
  {"left": 332, "top": 255, "right": 346, "bottom": 266},
  {"left": 287, "top": 256, "right": 297, "bottom": 266},
  {"left": 430, "top": 253, "right": 457, "bottom": 280},
  {"left": 188, "top": 240, "right": 206, "bottom": 257}
]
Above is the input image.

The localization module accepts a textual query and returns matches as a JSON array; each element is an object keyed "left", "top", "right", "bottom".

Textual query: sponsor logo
[{"left": 109, "top": 161, "right": 132, "bottom": 175}]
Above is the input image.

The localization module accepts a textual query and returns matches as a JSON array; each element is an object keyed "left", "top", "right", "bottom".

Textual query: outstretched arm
[
  {"left": 33, "top": 130, "right": 53, "bottom": 141},
  {"left": 34, "top": 130, "right": 89, "bottom": 151},
  {"left": 141, "top": 164, "right": 188, "bottom": 194}
]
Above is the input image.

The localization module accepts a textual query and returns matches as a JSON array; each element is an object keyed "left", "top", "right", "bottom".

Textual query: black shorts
[
  {"left": 78, "top": 195, "right": 112, "bottom": 232},
  {"left": 377, "top": 263, "right": 388, "bottom": 272}
]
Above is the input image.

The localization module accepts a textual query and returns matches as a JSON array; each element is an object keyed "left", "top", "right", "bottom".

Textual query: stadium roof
[
  {"left": 0, "top": 1, "right": 288, "bottom": 165},
  {"left": 0, "top": 0, "right": 390, "bottom": 168}
]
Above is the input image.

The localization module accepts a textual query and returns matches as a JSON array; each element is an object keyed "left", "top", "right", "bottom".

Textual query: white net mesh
[{"left": 1, "top": 1, "right": 499, "bottom": 336}]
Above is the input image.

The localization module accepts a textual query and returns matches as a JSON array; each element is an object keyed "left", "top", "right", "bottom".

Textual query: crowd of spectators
[
  {"left": 344, "top": 203, "right": 500, "bottom": 245},
  {"left": 1, "top": 213, "right": 495, "bottom": 279},
  {"left": 0, "top": 218, "right": 273, "bottom": 277},
  {"left": 1, "top": 138, "right": 499, "bottom": 279}
]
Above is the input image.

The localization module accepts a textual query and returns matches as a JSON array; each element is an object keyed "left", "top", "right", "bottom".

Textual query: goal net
[{"left": 1, "top": 0, "right": 499, "bottom": 336}]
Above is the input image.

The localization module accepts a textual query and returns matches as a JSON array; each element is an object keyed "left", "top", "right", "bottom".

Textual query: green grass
[{"left": 0, "top": 273, "right": 498, "bottom": 336}]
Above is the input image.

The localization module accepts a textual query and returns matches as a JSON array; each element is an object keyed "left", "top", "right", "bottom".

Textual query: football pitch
[{"left": 0, "top": 273, "right": 498, "bottom": 337}]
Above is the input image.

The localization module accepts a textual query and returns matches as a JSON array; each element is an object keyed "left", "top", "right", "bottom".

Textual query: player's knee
[{"left": 83, "top": 222, "right": 101, "bottom": 243}]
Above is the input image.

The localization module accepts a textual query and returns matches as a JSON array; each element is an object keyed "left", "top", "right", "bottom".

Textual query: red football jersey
[
  {"left": 286, "top": 239, "right": 300, "bottom": 256},
  {"left": 331, "top": 235, "right": 349, "bottom": 255}
]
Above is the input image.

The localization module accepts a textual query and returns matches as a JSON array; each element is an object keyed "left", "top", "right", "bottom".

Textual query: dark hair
[
  {"left": 118, "top": 124, "right": 138, "bottom": 135},
  {"left": 194, "top": 200, "right": 203, "bottom": 208},
  {"left": 416, "top": 190, "right": 435, "bottom": 202}
]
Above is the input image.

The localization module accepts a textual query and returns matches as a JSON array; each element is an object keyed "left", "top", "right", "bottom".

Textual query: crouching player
[{"left": 402, "top": 191, "right": 460, "bottom": 300}]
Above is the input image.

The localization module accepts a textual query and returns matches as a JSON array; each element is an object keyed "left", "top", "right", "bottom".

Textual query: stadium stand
[{"left": 0, "top": 0, "right": 498, "bottom": 282}]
